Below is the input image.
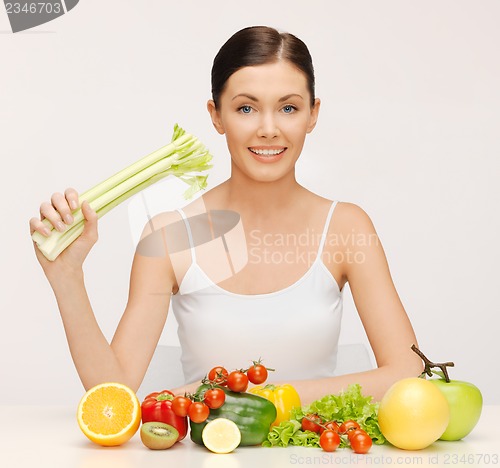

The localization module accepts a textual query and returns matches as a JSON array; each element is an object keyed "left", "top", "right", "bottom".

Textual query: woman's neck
[{"left": 223, "top": 169, "right": 304, "bottom": 217}]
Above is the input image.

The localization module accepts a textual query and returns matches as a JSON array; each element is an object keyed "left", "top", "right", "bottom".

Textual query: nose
[{"left": 257, "top": 112, "right": 279, "bottom": 139}]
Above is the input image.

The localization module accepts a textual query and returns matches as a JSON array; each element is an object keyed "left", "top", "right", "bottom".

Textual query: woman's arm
[
  {"left": 31, "top": 189, "right": 176, "bottom": 392},
  {"left": 109, "top": 250, "right": 175, "bottom": 391},
  {"left": 284, "top": 202, "right": 423, "bottom": 404},
  {"left": 50, "top": 251, "right": 175, "bottom": 392}
]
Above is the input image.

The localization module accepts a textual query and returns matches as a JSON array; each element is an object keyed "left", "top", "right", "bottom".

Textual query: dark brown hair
[{"left": 211, "top": 26, "right": 315, "bottom": 107}]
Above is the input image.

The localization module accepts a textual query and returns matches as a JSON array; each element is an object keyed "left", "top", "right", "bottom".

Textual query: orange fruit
[{"left": 77, "top": 382, "right": 141, "bottom": 446}]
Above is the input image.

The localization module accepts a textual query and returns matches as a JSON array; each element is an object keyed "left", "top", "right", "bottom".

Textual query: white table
[{"left": 0, "top": 406, "right": 498, "bottom": 468}]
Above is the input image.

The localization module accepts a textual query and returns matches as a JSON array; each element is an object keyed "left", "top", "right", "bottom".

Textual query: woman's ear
[
  {"left": 207, "top": 100, "right": 225, "bottom": 135},
  {"left": 306, "top": 98, "right": 321, "bottom": 134}
]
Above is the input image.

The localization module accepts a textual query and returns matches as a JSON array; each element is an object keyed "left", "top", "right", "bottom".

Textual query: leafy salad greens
[{"left": 263, "top": 384, "right": 385, "bottom": 448}]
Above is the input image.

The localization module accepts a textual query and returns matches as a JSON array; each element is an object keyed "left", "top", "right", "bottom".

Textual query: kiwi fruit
[{"left": 140, "top": 422, "right": 179, "bottom": 450}]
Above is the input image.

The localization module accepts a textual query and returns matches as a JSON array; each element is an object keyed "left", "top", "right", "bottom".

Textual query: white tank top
[{"left": 171, "top": 201, "right": 343, "bottom": 384}]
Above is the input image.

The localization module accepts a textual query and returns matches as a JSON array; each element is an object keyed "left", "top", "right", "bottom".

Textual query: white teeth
[{"left": 249, "top": 148, "right": 285, "bottom": 156}]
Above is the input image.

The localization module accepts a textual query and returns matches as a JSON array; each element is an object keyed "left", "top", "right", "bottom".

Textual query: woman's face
[{"left": 208, "top": 60, "right": 320, "bottom": 183}]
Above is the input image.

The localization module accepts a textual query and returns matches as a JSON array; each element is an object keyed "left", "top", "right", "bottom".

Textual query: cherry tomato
[
  {"left": 349, "top": 429, "right": 373, "bottom": 454},
  {"left": 227, "top": 370, "right": 249, "bottom": 392},
  {"left": 339, "top": 419, "right": 360, "bottom": 435},
  {"left": 301, "top": 413, "right": 323, "bottom": 433},
  {"left": 247, "top": 363, "right": 268, "bottom": 385},
  {"left": 347, "top": 427, "right": 363, "bottom": 441},
  {"left": 188, "top": 401, "right": 210, "bottom": 423},
  {"left": 208, "top": 366, "right": 229, "bottom": 386},
  {"left": 320, "top": 420, "right": 340, "bottom": 434},
  {"left": 171, "top": 395, "right": 192, "bottom": 417},
  {"left": 203, "top": 388, "right": 226, "bottom": 409},
  {"left": 319, "top": 429, "right": 341, "bottom": 452}
]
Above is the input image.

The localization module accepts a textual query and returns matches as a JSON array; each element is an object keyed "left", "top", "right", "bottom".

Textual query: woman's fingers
[
  {"left": 32, "top": 188, "right": 80, "bottom": 237},
  {"left": 80, "top": 201, "right": 99, "bottom": 244},
  {"left": 64, "top": 187, "right": 80, "bottom": 211},
  {"left": 31, "top": 188, "right": 99, "bottom": 266},
  {"left": 29, "top": 216, "right": 51, "bottom": 236},
  {"left": 50, "top": 192, "right": 74, "bottom": 229},
  {"left": 38, "top": 196, "right": 67, "bottom": 233}
]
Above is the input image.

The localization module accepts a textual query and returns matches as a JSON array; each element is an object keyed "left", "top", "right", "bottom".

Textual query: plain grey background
[{"left": 1, "top": 0, "right": 499, "bottom": 405}]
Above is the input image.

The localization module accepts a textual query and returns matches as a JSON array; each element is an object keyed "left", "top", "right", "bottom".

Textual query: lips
[
  {"left": 248, "top": 147, "right": 286, "bottom": 156},
  {"left": 247, "top": 146, "right": 287, "bottom": 164}
]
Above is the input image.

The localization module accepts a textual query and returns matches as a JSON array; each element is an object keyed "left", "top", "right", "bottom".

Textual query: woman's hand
[{"left": 30, "top": 188, "right": 98, "bottom": 278}]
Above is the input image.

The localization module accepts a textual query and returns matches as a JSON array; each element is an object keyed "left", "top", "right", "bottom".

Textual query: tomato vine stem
[
  {"left": 242, "top": 358, "right": 275, "bottom": 374},
  {"left": 411, "top": 344, "right": 455, "bottom": 383}
]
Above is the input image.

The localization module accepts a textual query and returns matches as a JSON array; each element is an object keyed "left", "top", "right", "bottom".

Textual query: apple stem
[{"left": 411, "top": 344, "right": 455, "bottom": 383}]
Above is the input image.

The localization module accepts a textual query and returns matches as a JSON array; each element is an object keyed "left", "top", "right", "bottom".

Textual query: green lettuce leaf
[
  {"left": 263, "top": 420, "right": 320, "bottom": 448},
  {"left": 264, "top": 384, "right": 386, "bottom": 448}
]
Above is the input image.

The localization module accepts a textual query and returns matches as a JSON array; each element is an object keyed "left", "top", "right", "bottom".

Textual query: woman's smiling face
[{"left": 208, "top": 60, "right": 320, "bottom": 183}]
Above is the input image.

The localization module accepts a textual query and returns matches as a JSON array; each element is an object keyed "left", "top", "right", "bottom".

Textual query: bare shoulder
[
  {"left": 332, "top": 201, "right": 377, "bottom": 234},
  {"left": 324, "top": 202, "right": 382, "bottom": 276},
  {"left": 139, "top": 191, "right": 214, "bottom": 239},
  {"left": 144, "top": 210, "right": 183, "bottom": 235}
]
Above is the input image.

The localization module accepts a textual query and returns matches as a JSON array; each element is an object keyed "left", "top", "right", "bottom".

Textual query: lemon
[
  {"left": 201, "top": 418, "right": 241, "bottom": 454},
  {"left": 378, "top": 377, "right": 450, "bottom": 450}
]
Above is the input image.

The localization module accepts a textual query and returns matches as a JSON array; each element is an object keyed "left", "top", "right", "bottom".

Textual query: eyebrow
[{"left": 231, "top": 93, "right": 304, "bottom": 102}]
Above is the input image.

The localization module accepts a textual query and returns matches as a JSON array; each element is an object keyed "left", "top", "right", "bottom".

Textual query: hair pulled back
[{"left": 211, "top": 26, "right": 315, "bottom": 107}]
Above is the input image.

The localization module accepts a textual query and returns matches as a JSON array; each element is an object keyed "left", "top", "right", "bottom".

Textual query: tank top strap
[
  {"left": 176, "top": 208, "right": 197, "bottom": 263},
  {"left": 316, "top": 201, "right": 339, "bottom": 257}
]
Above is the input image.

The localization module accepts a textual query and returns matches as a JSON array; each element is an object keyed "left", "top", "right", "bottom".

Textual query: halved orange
[{"left": 77, "top": 382, "right": 141, "bottom": 446}]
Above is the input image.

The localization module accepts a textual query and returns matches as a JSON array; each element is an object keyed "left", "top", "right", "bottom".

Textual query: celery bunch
[{"left": 32, "top": 124, "right": 213, "bottom": 261}]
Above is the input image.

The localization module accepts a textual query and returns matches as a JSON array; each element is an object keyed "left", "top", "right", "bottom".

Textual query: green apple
[{"left": 430, "top": 378, "right": 482, "bottom": 441}]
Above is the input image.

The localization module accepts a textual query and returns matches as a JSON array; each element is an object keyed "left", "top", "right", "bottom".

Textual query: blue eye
[
  {"left": 239, "top": 105, "right": 252, "bottom": 114},
  {"left": 282, "top": 105, "right": 296, "bottom": 114}
]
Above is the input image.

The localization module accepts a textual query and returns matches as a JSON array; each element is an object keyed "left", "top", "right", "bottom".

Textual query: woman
[{"left": 30, "top": 26, "right": 422, "bottom": 404}]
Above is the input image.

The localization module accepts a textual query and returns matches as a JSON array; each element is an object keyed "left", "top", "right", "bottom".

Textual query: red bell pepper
[{"left": 141, "top": 390, "right": 188, "bottom": 441}]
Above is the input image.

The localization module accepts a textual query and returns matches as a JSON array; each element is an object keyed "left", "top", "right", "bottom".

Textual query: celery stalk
[{"left": 32, "top": 124, "right": 213, "bottom": 261}]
